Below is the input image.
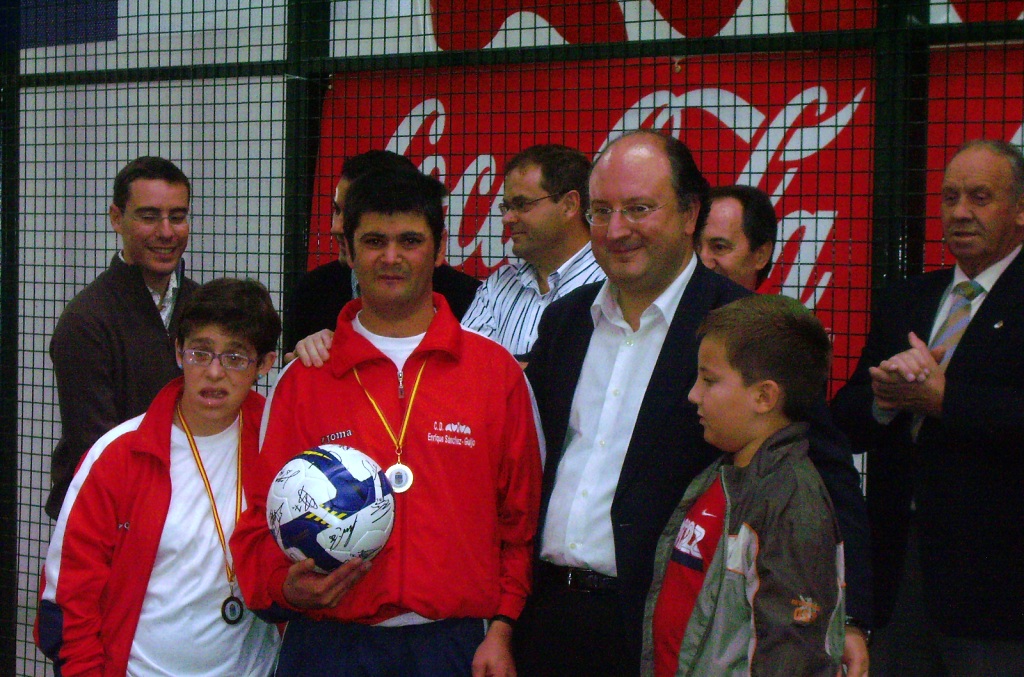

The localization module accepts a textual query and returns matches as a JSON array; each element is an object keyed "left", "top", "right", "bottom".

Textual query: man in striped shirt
[{"left": 462, "top": 144, "right": 606, "bottom": 359}]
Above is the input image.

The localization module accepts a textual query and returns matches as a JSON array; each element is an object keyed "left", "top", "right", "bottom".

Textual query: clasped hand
[{"left": 868, "top": 331, "right": 945, "bottom": 418}]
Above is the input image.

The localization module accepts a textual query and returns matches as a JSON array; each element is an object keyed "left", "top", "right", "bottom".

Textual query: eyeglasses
[
  {"left": 133, "top": 210, "right": 189, "bottom": 227},
  {"left": 179, "top": 348, "right": 258, "bottom": 372},
  {"left": 585, "top": 203, "right": 668, "bottom": 227},
  {"left": 498, "top": 193, "right": 563, "bottom": 216}
]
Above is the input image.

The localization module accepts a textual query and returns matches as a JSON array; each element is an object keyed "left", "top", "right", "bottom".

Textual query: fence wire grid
[{"left": 2, "top": 1, "right": 1023, "bottom": 674}]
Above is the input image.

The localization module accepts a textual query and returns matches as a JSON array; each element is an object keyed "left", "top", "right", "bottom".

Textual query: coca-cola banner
[
  {"left": 313, "top": 53, "right": 875, "bottom": 381},
  {"left": 925, "top": 46, "right": 1024, "bottom": 267},
  {"left": 930, "top": 0, "right": 1024, "bottom": 23}
]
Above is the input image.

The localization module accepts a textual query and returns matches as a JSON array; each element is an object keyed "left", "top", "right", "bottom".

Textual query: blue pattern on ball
[
  {"left": 270, "top": 446, "right": 396, "bottom": 572},
  {"left": 279, "top": 514, "right": 349, "bottom": 573},
  {"left": 302, "top": 447, "right": 384, "bottom": 515}
]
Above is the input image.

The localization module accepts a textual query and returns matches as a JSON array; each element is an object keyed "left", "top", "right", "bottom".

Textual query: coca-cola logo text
[{"left": 313, "top": 54, "right": 875, "bottom": 380}]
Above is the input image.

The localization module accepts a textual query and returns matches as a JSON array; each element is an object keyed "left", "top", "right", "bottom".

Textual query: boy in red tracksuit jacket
[{"left": 37, "top": 278, "right": 283, "bottom": 676}]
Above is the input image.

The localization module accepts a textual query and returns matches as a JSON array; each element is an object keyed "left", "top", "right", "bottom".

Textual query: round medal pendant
[
  {"left": 386, "top": 463, "right": 414, "bottom": 493},
  {"left": 222, "top": 595, "right": 244, "bottom": 625}
]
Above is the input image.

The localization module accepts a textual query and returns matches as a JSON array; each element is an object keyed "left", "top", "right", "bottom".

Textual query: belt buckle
[{"left": 566, "top": 568, "right": 590, "bottom": 593}]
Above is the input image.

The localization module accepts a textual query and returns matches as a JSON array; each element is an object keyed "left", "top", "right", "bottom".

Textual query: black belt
[{"left": 537, "top": 561, "right": 618, "bottom": 593}]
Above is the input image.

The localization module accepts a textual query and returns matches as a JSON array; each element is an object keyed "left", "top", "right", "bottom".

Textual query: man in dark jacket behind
[{"left": 47, "top": 156, "right": 198, "bottom": 519}]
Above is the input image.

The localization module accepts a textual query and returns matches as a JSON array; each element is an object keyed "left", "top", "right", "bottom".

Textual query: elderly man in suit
[
  {"left": 832, "top": 139, "right": 1024, "bottom": 676},
  {"left": 515, "top": 130, "right": 870, "bottom": 676}
]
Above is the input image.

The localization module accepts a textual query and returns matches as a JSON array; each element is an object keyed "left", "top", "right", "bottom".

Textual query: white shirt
[
  {"left": 352, "top": 313, "right": 424, "bottom": 372},
  {"left": 540, "top": 256, "right": 697, "bottom": 576},
  {"left": 119, "top": 250, "right": 180, "bottom": 328},
  {"left": 129, "top": 421, "right": 279, "bottom": 677},
  {"left": 461, "top": 243, "right": 606, "bottom": 356}
]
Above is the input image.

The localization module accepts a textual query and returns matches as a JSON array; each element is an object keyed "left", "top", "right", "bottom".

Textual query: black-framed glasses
[
  {"left": 179, "top": 348, "right": 258, "bottom": 372},
  {"left": 585, "top": 203, "right": 668, "bottom": 226},
  {"left": 498, "top": 192, "right": 564, "bottom": 216}
]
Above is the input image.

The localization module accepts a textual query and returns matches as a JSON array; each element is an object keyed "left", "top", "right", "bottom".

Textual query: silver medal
[
  {"left": 386, "top": 463, "right": 414, "bottom": 492},
  {"left": 222, "top": 595, "right": 244, "bottom": 625}
]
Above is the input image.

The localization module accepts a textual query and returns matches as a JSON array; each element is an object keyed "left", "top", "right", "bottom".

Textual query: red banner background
[
  {"left": 926, "top": 47, "right": 1024, "bottom": 269},
  {"left": 313, "top": 53, "right": 876, "bottom": 383}
]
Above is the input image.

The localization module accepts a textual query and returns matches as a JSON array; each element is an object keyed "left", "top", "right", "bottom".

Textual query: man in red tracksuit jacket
[{"left": 231, "top": 167, "right": 542, "bottom": 677}]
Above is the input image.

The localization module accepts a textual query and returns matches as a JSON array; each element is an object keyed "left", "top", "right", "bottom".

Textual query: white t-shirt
[
  {"left": 128, "top": 420, "right": 280, "bottom": 676},
  {"left": 352, "top": 313, "right": 424, "bottom": 370}
]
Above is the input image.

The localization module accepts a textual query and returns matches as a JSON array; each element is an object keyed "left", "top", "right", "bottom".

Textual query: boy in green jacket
[{"left": 643, "top": 294, "right": 845, "bottom": 676}]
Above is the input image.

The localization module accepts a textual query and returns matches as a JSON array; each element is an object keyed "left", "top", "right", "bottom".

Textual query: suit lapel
[
  {"left": 909, "top": 269, "right": 953, "bottom": 341},
  {"left": 614, "top": 265, "right": 719, "bottom": 494},
  {"left": 537, "top": 286, "right": 599, "bottom": 498},
  {"left": 551, "top": 296, "right": 597, "bottom": 450},
  {"left": 947, "top": 251, "right": 1024, "bottom": 372}
]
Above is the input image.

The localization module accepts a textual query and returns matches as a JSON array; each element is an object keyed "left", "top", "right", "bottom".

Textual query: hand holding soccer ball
[{"left": 281, "top": 556, "right": 372, "bottom": 610}]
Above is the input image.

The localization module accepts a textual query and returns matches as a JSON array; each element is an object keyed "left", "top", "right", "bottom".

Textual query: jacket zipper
[{"left": 398, "top": 369, "right": 405, "bottom": 399}]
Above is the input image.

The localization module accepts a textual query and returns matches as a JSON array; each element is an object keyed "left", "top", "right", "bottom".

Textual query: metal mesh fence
[{"left": 2, "top": 1, "right": 1022, "bottom": 674}]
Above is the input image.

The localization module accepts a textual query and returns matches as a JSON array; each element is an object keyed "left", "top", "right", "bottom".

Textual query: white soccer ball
[{"left": 266, "top": 445, "right": 395, "bottom": 572}]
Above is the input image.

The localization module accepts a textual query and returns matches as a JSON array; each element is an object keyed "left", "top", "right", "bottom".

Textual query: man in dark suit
[
  {"left": 516, "top": 130, "right": 870, "bottom": 676},
  {"left": 284, "top": 150, "right": 480, "bottom": 352},
  {"left": 832, "top": 139, "right": 1024, "bottom": 676}
]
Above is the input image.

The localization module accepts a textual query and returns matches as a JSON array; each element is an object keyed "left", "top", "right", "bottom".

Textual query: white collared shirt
[
  {"left": 461, "top": 243, "right": 606, "bottom": 356},
  {"left": 119, "top": 251, "right": 180, "bottom": 328},
  {"left": 540, "top": 255, "right": 698, "bottom": 576}
]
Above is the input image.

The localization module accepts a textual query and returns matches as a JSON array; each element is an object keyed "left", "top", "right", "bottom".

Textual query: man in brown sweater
[{"left": 46, "top": 156, "right": 199, "bottom": 519}]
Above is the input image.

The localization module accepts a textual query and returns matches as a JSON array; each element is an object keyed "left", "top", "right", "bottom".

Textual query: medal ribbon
[
  {"left": 353, "top": 360, "right": 427, "bottom": 465},
  {"left": 175, "top": 403, "right": 241, "bottom": 589}
]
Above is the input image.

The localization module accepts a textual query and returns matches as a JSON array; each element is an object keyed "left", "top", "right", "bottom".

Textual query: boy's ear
[
  {"left": 257, "top": 352, "right": 277, "bottom": 378},
  {"left": 174, "top": 340, "right": 183, "bottom": 369},
  {"left": 753, "top": 379, "right": 782, "bottom": 414},
  {"left": 109, "top": 203, "right": 124, "bottom": 234}
]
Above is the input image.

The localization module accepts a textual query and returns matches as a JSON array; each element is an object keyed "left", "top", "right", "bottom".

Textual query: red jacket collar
[
  {"left": 129, "top": 376, "right": 265, "bottom": 465},
  {"left": 328, "top": 293, "right": 464, "bottom": 378}
]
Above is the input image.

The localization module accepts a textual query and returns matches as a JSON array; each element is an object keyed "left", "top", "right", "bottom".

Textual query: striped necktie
[
  {"left": 930, "top": 280, "right": 984, "bottom": 366},
  {"left": 912, "top": 279, "right": 984, "bottom": 440}
]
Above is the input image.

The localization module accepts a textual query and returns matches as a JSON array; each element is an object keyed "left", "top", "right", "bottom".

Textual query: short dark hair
[
  {"left": 697, "top": 294, "right": 831, "bottom": 422},
  {"left": 112, "top": 156, "right": 191, "bottom": 211},
  {"left": 506, "top": 144, "right": 591, "bottom": 212},
  {"left": 954, "top": 139, "right": 1024, "bottom": 199},
  {"left": 702, "top": 185, "right": 779, "bottom": 285},
  {"left": 176, "top": 278, "right": 281, "bottom": 357},
  {"left": 343, "top": 169, "right": 448, "bottom": 255},
  {"left": 599, "top": 130, "right": 711, "bottom": 235},
  {"left": 341, "top": 150, "right": 417, "bottom": 183}
]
